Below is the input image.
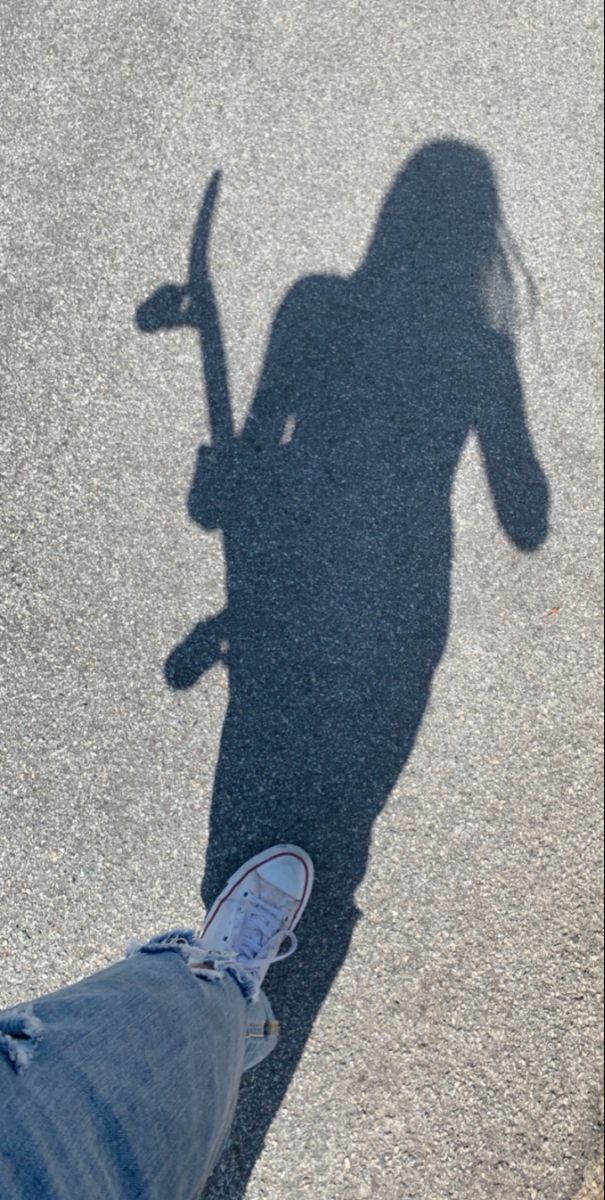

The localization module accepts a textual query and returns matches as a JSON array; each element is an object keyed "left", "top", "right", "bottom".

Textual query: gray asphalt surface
[{"left": 1, "top": 3, "right": 603, "bottom": 1198}]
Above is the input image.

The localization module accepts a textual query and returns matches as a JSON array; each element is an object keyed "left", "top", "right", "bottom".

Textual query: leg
[
  {"left": 0, "top": 845, "right": 313, "bottom": 1200},
  {"left": 0, "top": 935, "right": 275, "bottom": 1200}
]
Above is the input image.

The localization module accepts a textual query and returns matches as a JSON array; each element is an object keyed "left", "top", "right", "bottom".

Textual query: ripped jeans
[{"left": 0, "top": 930, "right": 278, "bottom": 1199}]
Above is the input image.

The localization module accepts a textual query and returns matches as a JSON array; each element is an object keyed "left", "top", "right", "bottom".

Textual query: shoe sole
[{"left": 202, "top": 844, "right": 314, "bottom": 940}]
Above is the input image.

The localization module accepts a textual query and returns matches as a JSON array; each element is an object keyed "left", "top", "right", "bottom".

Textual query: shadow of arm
[
  {"left": 241, "top": 282, "right": 317, "bottom": 450},
  {"left": 476, "top": 337, "right": 550, "bottom": 551}
]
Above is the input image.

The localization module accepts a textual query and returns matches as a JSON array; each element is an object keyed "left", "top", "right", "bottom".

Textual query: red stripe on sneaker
[{"left": 203, "top": 852, "right": 310, "bottom": 936}]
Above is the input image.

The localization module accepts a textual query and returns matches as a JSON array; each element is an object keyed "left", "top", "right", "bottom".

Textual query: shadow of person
[{"left": 137, "top": 139, "right": 549, "bottom": 1197}]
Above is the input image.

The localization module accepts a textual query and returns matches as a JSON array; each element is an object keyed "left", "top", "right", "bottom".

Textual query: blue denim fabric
[{"left": 0, "top": 933, "right": 278, "bottom": 1199}]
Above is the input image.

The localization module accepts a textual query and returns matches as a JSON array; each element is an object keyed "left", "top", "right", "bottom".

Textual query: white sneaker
[{"left": 197, "top": 846, "right": 314, "bottom": 987}]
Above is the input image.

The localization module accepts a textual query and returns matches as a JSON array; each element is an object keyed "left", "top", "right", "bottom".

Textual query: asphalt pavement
[{"left": 1, "top": 3, "right": 603, "bottom": 1198}]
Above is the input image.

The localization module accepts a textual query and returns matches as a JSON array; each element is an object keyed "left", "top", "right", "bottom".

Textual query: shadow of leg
[
  {"left": 199, "top": 702, "right": 425, "bottom": 1198},
  {"left": 203, "top": 894, "right": 360, "bottom": 1200}
]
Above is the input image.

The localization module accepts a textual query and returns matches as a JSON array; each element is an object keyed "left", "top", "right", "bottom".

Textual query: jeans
[{"left": 0, "top": 930, "right": 278, "bottom": 1199}]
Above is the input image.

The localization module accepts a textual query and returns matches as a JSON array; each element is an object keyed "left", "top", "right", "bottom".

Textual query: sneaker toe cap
[{"left": 257, "top": 849, "right": 311, "bottom": 902}]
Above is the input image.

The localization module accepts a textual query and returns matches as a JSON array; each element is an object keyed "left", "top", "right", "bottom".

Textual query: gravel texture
[{"left": 1, "top": 3, "right": 603, "bottom": 1198}]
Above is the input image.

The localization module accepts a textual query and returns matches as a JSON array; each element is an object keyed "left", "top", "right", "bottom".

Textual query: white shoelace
[{"left": 237, "top": 895, "right": 298, "bottom": 971}]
